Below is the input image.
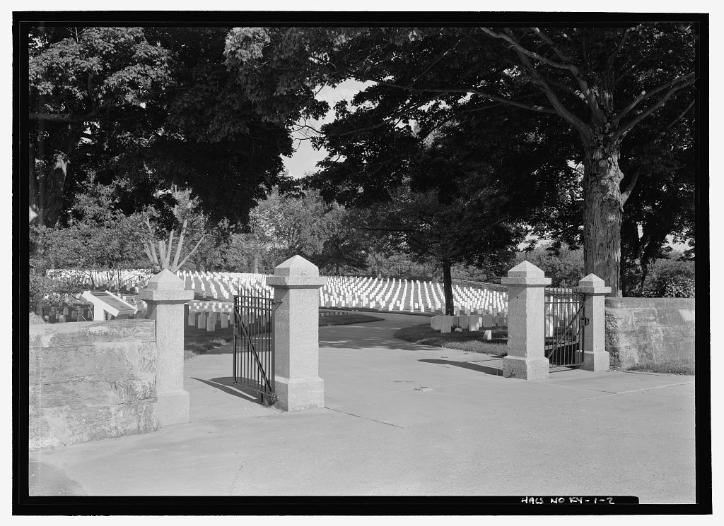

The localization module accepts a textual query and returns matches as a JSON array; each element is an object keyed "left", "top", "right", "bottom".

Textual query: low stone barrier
[
  {"left": 605, "top": 297, "right": 695, "bottom": 370},
  {"left": 29, "top": 319, "right": 159, "bottom": 450}
]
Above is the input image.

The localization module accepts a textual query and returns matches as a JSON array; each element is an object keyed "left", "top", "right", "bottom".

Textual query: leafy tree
[
  {"left": 29, "top": 173, "right": 149, "bottom": 293},
  {"left": 517, "top": 245, "right": 584, "bottom": 287},
  {"left": 244, "top": 188, "right": 368, "bottom": 273},
  {"left": 225, "top": 25, "right": 697, "bottom": 295},
  {"left": 28, "top": 26, "right": 303, "bottom": 227}
]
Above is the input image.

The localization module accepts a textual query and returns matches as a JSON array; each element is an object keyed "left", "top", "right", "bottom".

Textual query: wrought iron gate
[
  {"left": 233, "top": 289, "right": 279, "bottom": 405},
  {"left": 544, "top": 288, "right": 587, "bottom": 367}
]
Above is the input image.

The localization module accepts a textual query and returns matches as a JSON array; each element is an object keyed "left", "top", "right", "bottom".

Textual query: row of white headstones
[
  {"left": 47, "top": 269, "right": 509, "bottom": 315},
  {"left": 44, "top": 269, "right": 577, "bottom": 337}
]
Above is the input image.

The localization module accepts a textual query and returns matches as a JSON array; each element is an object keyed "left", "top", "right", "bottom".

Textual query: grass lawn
[
  {"left": 394, "top": 323, "right": 508, "bottom": 355},
  {"left": 184, "top": 311, "right": 383, "bottom": 358}
]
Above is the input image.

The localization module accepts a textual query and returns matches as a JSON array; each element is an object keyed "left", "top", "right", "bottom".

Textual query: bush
[
  {"left": 642, "top": 258, "right": 695, "bottom": 298},
  {"left": 516, "top": 245, "right": 584, "bottom": 287}
]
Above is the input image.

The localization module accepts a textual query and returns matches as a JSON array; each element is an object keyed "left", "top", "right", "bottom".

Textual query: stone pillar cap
[
  {"left": 500, "top": 261, "right": 551, "bottom": 286},
  {"left": 139, "top": 269, "right": 194, "bottom": 302},
  {"left": 268, "top": 255, "right": 326, "bottom": 288},
  {"left": 274, "top": 255, "right": 320, "bottom": 277},
  {"left": 575, "top": 273, "right": 611, "bottom": 294}
]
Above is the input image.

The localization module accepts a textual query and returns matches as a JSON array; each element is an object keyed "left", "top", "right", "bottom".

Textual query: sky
[{"left": 282, "top": 79, "right": 370, "bottom": 179}]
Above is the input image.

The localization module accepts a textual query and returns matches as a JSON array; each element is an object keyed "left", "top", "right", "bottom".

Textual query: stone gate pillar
[
  {"left": 502, "top": 261, "right": 551, "bottom": 380},
  {"left": 140, "top": 269, "right": 194, "bottom": 425},
  {"left": 576, "top": 274, "right": 611, "bottom": 372},
  {"left": 267, "top": 255, "right": 326, "bottom": 411}
]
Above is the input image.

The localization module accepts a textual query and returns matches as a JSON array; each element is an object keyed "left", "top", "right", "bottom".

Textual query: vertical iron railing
[
  {"left": 544, "top": 287, "right": 586, "bottom": 367},
  {"left": 233, "top": 287, "right": 278, "bottom": 405}
]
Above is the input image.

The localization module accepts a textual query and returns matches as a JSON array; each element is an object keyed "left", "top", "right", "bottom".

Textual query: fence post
[
  {"left": 267, "top": 255, "right": 327, "bottom": 411},
  {"left": 501, "top": 261, "right": 551, "bottom": 380},
  {"left": 140, "top": 269, "right": 194, "bottom": 425},
  {"left": 575, "top": 274, "right": 611, "bottom": 371}
]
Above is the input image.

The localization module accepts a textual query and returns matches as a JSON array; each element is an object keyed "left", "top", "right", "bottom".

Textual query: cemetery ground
[{"left": 29, "top": 312, "right": 695, "bottom": 502}]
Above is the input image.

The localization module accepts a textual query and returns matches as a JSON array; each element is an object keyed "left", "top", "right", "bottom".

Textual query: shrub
[
  {"left": 516, "top": 245, "right": 584, "bottom": 287},
  {"left": 642, "top": 258, "right": 695, "bottom": 298}
]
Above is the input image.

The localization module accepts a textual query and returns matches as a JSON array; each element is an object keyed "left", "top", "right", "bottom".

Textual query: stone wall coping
[
  {"left": 30, "top": 319, "right": 156, "bottom": 347},
  {"left": 267, "top": 275, "right": 327, "bottom": 289},
  {"left": 500, "top": 276, "right": 551, "bottom": 287},
  {"left": 605, "top": 297, "right": 695, "bottom": 308}
]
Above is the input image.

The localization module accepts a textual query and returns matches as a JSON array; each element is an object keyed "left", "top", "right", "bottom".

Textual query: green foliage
[
  {"left": 517, "top": 245, "right": 585, "bottom": 287},
  {"left": 243, "top": 188, "right": 369, "bottom": 274},
  {"left": 226, "top": 25, "right": 696, "bottom": 295},
  {"left": 29, "top": 26, "right": 303, "bottom": 227},
  {"left": 640, "top": 258, "right": 695, "bottom": 298}
]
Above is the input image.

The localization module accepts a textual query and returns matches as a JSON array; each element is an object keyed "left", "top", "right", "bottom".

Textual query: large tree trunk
[
  {"left": 442, "top": 259, "right": 455, "bottom": 315},
  {"left": 583, "top": 140, "right": 624, "bottom": 297}
]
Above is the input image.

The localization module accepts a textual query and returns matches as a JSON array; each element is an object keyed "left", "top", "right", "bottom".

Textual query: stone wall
[
  {"left": 30, "top": 320, "right": 159, "bottom": 450},
  {"left": 605, "top": 297, "right": 695, "bottom": 371}
]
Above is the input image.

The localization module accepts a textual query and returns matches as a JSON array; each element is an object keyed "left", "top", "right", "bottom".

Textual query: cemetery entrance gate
[
  {"left": 233, "top": 289, "right": 279, "bottom": 405},
  {"left": 544, "top": 288, "right": 587, "bottom": 367}
]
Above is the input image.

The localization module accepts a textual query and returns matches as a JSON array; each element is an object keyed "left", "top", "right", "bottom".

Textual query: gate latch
[{"left": 581, "top": 317, "right": 590, "bottom": 326}]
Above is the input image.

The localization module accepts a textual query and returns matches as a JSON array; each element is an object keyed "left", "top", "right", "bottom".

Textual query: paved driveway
[{"left": 29, "top": 313, "right": 696, "bottom": 502}]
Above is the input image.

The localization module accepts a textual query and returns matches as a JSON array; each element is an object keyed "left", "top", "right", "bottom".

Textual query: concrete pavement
[{"left": 29, "top": 313, "right": 696, "bottom": 501}]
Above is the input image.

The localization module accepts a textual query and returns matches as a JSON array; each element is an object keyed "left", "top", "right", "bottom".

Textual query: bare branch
[
  {"left": 531, "top": 27, "right": 573, "bottom": 63},
  {"left": 176, "top": 234, "right": 207, "bottom": 270},
  {"left": 142, "top": 243, "right": 158, "bottom": 268},
  {"left": 500, "top": 27, "right": 605, "bottom": 124},
  {"left": 376, "top": 81, "right": 557, "bottom": 115},
  {"left": 29, "top": 111, "right": 99, "bottom": 123},
  {"left": 613, "top": 73, "right": 695, "bottom": 125},
  {"left": 171, "top": 219, "right": 187, "bottom": 270},
  {"left": 607, "top": 27, "right": 631, "bottom": 73},
  {"left": 481, "top": 29, "right": 590, "bottom": 139},
  {"left": 664, "top": 99, "right": 695, "bottom": 131},
  {"left": 482, "top": 27, "right": 578, "bottom": 73},
  {"left": 615, "top": 76, "right": 696, "bottom": 140},
  {"left": 411, "top": 42, "right": 460, "bottom": 85},
  {"left": 620, "top": 170, "right": 640, "bottom": 205},
  {"left": 157, "top": 240, "right": 167, "bottom": 269},
  {"left": 165, "top": 229, "right": 174, "bottom": 268}
]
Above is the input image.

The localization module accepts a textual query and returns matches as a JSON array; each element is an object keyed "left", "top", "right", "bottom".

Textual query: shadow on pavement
[
  {"left": 29, "top": 460, "right": 86, "bottom": 496},
  {"left": 191, "top": 376, "right": 262, "bottom": 402},
  {"left": 418, "top": 358, "right": 504, "bottom": 377}
]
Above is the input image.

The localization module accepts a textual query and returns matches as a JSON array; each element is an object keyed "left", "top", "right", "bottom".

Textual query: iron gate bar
[
  {"left": 232, "top": 289, "right": 280, "bottom": 405},
  {"left": 544, "top": 287, "right": 585, "bottom": 367}
]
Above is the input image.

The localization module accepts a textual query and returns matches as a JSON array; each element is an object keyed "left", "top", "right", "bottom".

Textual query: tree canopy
[
  {"left": 225, "top": 24, "right": 698, "bottom": 295},
  {"left": 29, "top": 26, "right": 301, "bottom": 227}
]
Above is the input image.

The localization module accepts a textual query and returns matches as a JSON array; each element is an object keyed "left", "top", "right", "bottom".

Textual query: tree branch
[
  {"left": 482, "top": 27, "right": 578, "bottom": 74},
  {"left": 613, "top": 73, "right": 695, "bottom": 126},
  {"left": 499, "top": 27, "right": 605, "bottom": 125},
  {"left": 607, "top": 27, "right": 631, "bottom": 74},
  {"left": 411, "top": 42, "right": 460, "bottom": 85},
  {"left": 481, "top": 29, "right": 590, "bottom": 140},
  {"left": 176, "top": 234, "right": 207, "bottom": 270},
  {"left": 614, "top": 76, "right": 696, "bottom": 140},
  {"left": 530, "top": 27, "right": 573, "bottom": 63},
  {"left": 29, "top": 111, "right": 98, "bottom": 123},
  {"left": 375, "top": 81, "right": 557, "bottom": 115},
  {"left": 165, "top": 229, "right": 174, "bottom": 268},
  {"left": 620, "top": 170, "right": 640, "bottom": 205},
  {"left": 171, "top": 219, "right": 187, "bottom": 270}
]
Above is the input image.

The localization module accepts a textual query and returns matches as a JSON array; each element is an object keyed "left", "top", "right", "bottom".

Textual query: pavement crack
[
  {"left": 228, "top": 460, "right": 245, "bottom": 495},
  {"left": 325, "top": 407, "right": 403, "bottom": 429}
]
